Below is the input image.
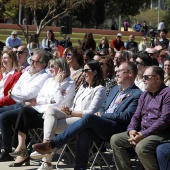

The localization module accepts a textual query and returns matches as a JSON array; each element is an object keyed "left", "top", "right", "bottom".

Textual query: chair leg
[{"left": 90, "top": 142, "right": 112, "bottom": 170}]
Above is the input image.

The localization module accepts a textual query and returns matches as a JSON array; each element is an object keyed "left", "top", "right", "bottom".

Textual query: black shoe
[{"left": 0, "top": 151, "right": 14, "bottom": 162}]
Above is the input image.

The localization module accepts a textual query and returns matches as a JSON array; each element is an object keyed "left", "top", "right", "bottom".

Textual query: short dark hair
[
  {"left": 84, "top": 49, "right": 95, "bottom": 59},
  {"left": 138, "top": 52, "right": 153, "bottom": 66},
  {"left": 83, "top": 60, "right": 105, "bottom": 88},
  {"left": 152, "top": 66, "right": 164, "bottom": 81},
  {"left": 161, "top": 28, "right": 168, "bottom": 34},
  {"left": 126, "top": 61, "right": 138, "bottom": 78}
]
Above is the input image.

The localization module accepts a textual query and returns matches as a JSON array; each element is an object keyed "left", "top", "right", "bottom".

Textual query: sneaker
[
  {"left": 37, "top": 162, "right": 53, "bottom": 170},
  {"left": 30, "top": 151, "right": 49, "bottom": 160},
  {"left": 33, "top": 142, "right": 53, "bottom": 155}
]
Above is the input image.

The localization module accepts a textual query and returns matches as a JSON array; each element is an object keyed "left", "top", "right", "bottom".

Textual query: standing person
[
  {"left": 110, "top": 33, "right": 125, "bottom": 52},
  {"left": 110, "top": 66, "right": 170, "bottom": 170},
  {"left": 32, "top": 62, "right": 142, "bottom": 170},
  {"left": 0, "top": 49, "right": 50, "bottom": 162},
  {"left": 141, "top": 21, "right": 149, "bottom": 36},
  {"left": 158, "top": 20, "right": 165, "bottom": 33},
  {"left": 42, "top": 30, "right": 58, "bottom": 53},
  {"left": 5, "top": 31, "right": 22, "bottom": 48},
  {"left": 123, "top": 20, "right": 129, "bottom": 31}
]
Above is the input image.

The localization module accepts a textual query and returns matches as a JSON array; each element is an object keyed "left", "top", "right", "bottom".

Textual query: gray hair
[
  {"left": 117, "top": 51, "right": 128, "bottom": 59},
  {"left": 33, "top": 48, "right": 50, "bottom": 67},
  {"left": 48, "top": 58, "right": 70, "bottom": 77}
]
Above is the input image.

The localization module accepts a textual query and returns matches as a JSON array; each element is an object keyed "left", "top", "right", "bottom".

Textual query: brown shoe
[{"left": 32, "top": 142, "right": 53, "bottom": 154}]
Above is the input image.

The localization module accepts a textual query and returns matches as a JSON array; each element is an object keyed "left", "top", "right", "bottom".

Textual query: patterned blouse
[{"left": 105, "top": 77, "right": 117, "bottom": 96}]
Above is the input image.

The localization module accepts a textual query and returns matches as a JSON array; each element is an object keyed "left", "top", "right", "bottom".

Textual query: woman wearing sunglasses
[
  {"left": 99, "top": 56, "right": 117, "bottom": 96},
  {"left": 8, "top": 58, "right": 75, "bottom": 167},
  {"left": 30, "top": 60, "right": 106, "bottom": 170},
  {"left": 65, "top": 46, "right": 85, "bottom": 92}
]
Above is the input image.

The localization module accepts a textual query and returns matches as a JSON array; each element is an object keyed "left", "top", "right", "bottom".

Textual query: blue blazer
[{"left": 99, "top": 84, "right": 142, "bottom": 125}]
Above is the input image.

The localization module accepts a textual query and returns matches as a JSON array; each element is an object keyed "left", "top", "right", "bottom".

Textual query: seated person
[
  {"left": 156, "top": 142, "right": 170, "bottom": 170},
  {"left": 99, "top": 56, "right": 117, "bottom": 95},
  {"left": 110, "top": 66, "right": 170, "bottom": 170},
  {"left": 134, "top": 52, "right": 152, "bottom": 91},
  {"left": 0, "top": 49, "right": 50, "bottom": 162},
  {"left": 12, "top": 62, "right": 106, "bottom": 169},
  {"left": 32, "top": 61, "right": 142, "bottom": 170},
  {"left": 65, "top": 47, "right": 85, "bottom": 92},
  {"left": 8, "top": 58, "right": 75, "bottom": 167},
  {"left": 0, "top": 50, "right": 22, "bottom": 106}
]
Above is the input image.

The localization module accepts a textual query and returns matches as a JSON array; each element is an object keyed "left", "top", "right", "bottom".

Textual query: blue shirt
[{"left": 5, "top": 36, "right": 22, "bottom": 48}]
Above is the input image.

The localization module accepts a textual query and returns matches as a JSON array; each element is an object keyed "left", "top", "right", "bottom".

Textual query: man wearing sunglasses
[
  {"left": 16, "top": 46, "right": 30, "bottom": 73},
  {"left": 0, "top": 48, "right": 50, "bottom": 162},
  {"left": 111, "top": 66, "right": 170, "bottom": 170},
  {"left": 5, "top": 31, "right": 22, "bottom": 48}
]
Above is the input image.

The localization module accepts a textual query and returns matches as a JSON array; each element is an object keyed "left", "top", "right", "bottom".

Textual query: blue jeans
[
  {"left": 50, "top": 114, "right": 127, "bottom": 169},
  {"left": 156, "top": 143, "right": 170, "bottom": 170},
  {"left": 0, "top": 103, "right": 23, "bottom": 152}
]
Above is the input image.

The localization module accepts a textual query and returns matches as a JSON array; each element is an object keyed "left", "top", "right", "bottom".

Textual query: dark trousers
[
  {"left": 156, "top": 143, "right": 170, "bottom": 170},
  {"left": 0, "top": 103, "right": 23, "bottom": 152},
  {"left": 50, "top": 114, "right": 127, "bottom": 169}
]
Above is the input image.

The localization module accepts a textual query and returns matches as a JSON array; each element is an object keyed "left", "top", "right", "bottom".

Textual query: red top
[{"left": 110, "top": 39, "right": 125, "bottom": 51}]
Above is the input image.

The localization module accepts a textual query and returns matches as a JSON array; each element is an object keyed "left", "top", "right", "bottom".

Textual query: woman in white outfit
[
  {"left": 8, "top": 58, "right": 75, "bottom": 167},
  {"left": 31, "top": 60, "right": 107, "bottom": 170}
]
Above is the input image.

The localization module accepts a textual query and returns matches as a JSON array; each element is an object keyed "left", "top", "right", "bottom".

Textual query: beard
[{"left": 29, "top": 66, "right": 37, "bottom": 74}]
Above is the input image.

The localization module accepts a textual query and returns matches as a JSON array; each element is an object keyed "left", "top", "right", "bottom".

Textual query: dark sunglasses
[
  {"left": 66, "top": 53, "right": 72, "bottom": 57},
  {"left": 16, "top": 51, "right": 25, "bottom": 54},
  {"left": 142, "top": 75, "right": 157, "bottom": 80},
  {"left": 135, "top": 61, "right": 144, "bottom": 66},
  {"left": 148, "top": 53, "right": 154, "bottom": 56},
  {"left": 82, "top": 69, "right": 91, "bottom": 73}
]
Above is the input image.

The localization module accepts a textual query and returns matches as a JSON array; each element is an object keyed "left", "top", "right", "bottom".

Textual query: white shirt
[
  {"left": 33, "top": 77, "right": 75, "bottom": 113},
  {"left": 135, "top": 79, "right": 145, "bottom": 91},
  {"left": 11, "top": 69, "right": 49, "bottom": 103},
  {"left": 158, "top": 22, "right": 165, "bottom": 31}
]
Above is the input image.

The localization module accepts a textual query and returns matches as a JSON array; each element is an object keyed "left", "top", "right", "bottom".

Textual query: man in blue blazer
[{"left": 33, "top": 61, "right": 142, "bottom": 170}]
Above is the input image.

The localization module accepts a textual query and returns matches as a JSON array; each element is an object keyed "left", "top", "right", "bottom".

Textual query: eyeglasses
[
  {"left": 135, "top": 61, "right": 145, "bottom": 66},
  {"left": 66, "top": 53, "right": 72, "bottom": 57},
  {"left": 116, "top": 69, "right": 130, "bottom": 74},
  {"left": 30, "top": 59, "right": 41, "bottom": 64},
  {"left": 142, "top": 75, "right": 157, "bottom": 80},
  {"left": 16, "top": 51, "right": 25, "bottom": 55},
  {"left": 82, "top": 69, "right": 92, "bottom": 73}
]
